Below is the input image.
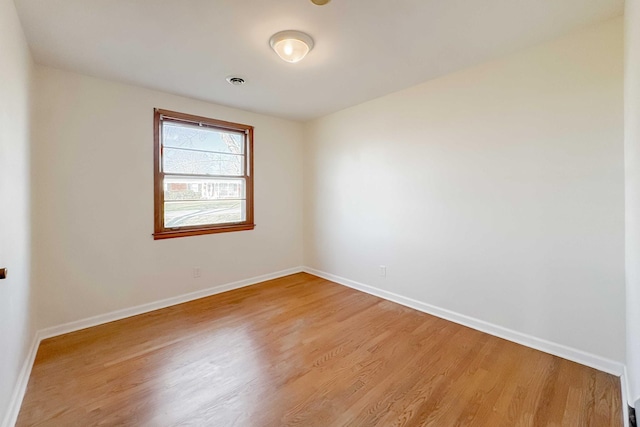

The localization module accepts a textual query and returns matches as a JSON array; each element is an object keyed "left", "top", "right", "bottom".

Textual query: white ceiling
[{"left": 15, "top": 0, "right": 622, "bottom": 121}]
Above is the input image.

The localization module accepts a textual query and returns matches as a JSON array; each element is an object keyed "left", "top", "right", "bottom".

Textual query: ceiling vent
[{"left": 226, "top": 76, "right": 246, "bottom": 86}]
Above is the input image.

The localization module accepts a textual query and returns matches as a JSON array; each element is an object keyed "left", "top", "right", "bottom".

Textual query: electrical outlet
[
  {"left": 193, "top": 268, "right": 201, "bottom": 278},
  {"left": 379, "top": 265, "right": 386, "bottom": 277}
]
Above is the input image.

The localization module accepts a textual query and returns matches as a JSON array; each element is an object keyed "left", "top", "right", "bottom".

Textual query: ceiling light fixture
[
  {"left": 311, "top": 0, "right": 331, "bottom": 4},
  {"left": 269, "top": 30, "right": 314, "bottom": 63}
]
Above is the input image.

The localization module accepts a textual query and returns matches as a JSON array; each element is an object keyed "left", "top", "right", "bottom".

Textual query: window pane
[
  {"left": 162, "top": 122, "right": 244, "bottom": 154},
  {"left": 164, "top": 177, "right": 245, "bottom": 201},
  {"left": 163, "top": 148, "right": 244, "bottom": 176},
  {"left": 164, "top": 200, "right": 246, "bottom": 228}
]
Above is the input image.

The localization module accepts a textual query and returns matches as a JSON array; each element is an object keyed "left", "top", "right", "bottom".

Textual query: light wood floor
[{"left": 17, "top": 273, "right": 622, "bottom": 426}]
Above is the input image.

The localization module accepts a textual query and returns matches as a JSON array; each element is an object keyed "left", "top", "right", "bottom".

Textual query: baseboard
[
  {"left": 623, "top": 367, "right": 631, "bottom": 427},
  {"left": 624, "top": 366, "right": 638, "bottom": 406},
  {"left": 1, "top": 334, "right": 40, "bottom": 427},
  {"left": 303, "top": 267, "right": 625, "bottom": 377},
  {"left": 39, "top": 267, "right": 303, "bottom": 340},
  {"left": 2, "top": 266, "right": 303, "bottom": 427}
]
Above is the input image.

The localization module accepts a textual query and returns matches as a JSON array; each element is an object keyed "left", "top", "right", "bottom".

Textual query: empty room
[{"left": 2, "top": 0, "right": 640, "bottom": 425}]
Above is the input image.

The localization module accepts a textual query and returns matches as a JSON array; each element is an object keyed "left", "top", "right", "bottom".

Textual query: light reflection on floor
[{"left": 151, "top": 323, "right": 266, "bottom": 426}]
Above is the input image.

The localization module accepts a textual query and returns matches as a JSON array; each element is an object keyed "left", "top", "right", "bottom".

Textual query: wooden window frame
[{"left": 153, "top": 108, "right": 255, "bottom": 240}]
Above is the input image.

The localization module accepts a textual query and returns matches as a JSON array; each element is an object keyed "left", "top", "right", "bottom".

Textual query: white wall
[
  {"left": 32, "top": 67, "right": 304, "bottom": 329},
  {"left": 625, "top": 0, "right": 640, "bottom": 408},
  {"left": 304, "top": 18, "right": 625, "bottom": 362},
  {"left": 0, "top": 0, "right": 34, "bottom": 423}
]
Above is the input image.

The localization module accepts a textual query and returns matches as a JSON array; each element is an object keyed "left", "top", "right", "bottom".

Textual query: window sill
[{"left": 153, "top": 223, "right": 255, "bottom": 240}]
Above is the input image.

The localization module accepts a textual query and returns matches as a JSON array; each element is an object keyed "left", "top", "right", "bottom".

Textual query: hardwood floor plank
[{"left": 16, "top": 273, "right": 622, "bottom": 426}]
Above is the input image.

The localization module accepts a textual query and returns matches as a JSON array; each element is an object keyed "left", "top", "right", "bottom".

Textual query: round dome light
[{"left": 269, "top": 30, "right": 314, "bottom": 63}]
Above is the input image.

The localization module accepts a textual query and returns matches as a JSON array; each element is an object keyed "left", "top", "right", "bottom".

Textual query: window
[{"left": 153, "top": 109, "right": 254, "bottom": 239}]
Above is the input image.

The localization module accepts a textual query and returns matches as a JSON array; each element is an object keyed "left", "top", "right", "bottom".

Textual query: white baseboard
[
  {"left": 621, "top": 366, "right": 630, "bottom": 427},
  {"left": 303, "top": 267, "right": 625, "bottom": 377},
  {"left": 2, "top": 334, "right": 40, "bottom": 427},
  {"left": 39, "top": 267, "right": 303, "bottom": 340},
  {"left": 2, "top": 266, "right": 303, "bottom": 427}
]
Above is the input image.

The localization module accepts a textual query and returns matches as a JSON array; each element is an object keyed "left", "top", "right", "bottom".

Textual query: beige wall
[
  {"left": 625, "top": 0, "right": 640, "bottom": 407},
  {"left": 0, "top": 0, "right": 35, "bottom": 422},
  {"left": 32, "top": 67, "right": 304, "bottom": 329},
  {"left": 304, "top": 18, "right": 625, "bottom": 362}
]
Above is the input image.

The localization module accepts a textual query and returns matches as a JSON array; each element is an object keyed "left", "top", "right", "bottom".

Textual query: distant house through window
[{"left": 153, "top": 109, "right": 254, "bottom": 239}]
